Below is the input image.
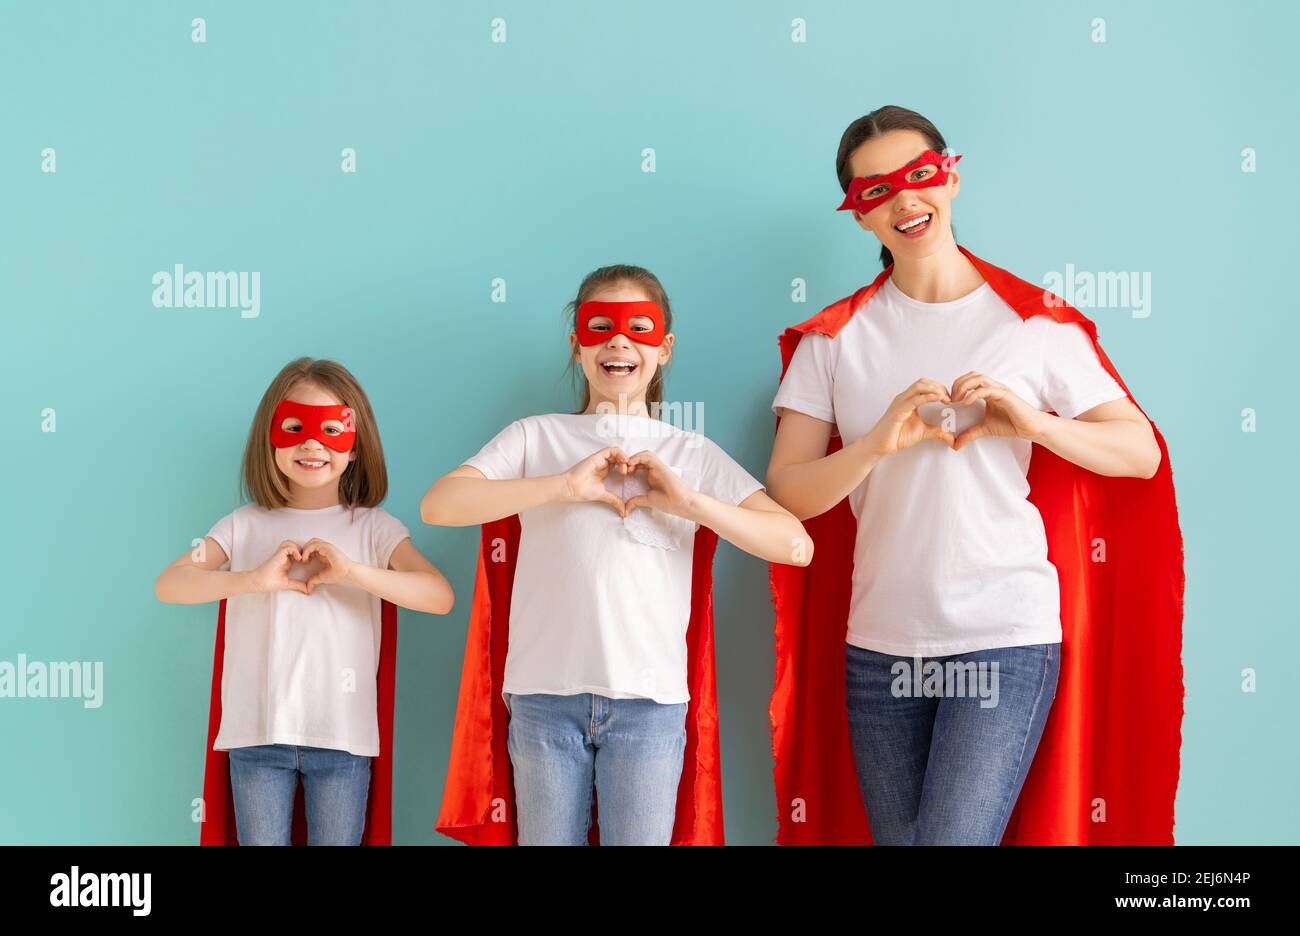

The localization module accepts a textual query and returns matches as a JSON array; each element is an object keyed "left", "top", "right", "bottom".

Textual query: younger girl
[
  {"left": 156, "top": 357, "right": 453, "bottom": 845},
  {"left": 424, "top": 265, "right": 812, "bottom": 846}
]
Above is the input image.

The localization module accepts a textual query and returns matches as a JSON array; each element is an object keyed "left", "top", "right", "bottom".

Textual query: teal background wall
[{"left": 2, "top": 0, "right": 1295, "bottom": 844}]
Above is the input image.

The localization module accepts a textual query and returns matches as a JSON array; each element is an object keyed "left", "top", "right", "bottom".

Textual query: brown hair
[
  {"left": 563, "top": 264, "right": 674, "bottom": 414},
  {"left": 240, "top": 357, "right": 388, "bottom": 510},
  {"left": 836, "top": 105, "right": 957, "bottom": 270}
]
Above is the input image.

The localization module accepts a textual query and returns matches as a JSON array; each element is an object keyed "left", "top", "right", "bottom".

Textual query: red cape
[
  {"left": 769, "top": 244, "right": 1185, "bottom": 845},
  {"left": 199, "top": 597, "right": 398, "bottom": 845},
  {"left": 436, "top": 515, "right": 725, "bottom": 845}
]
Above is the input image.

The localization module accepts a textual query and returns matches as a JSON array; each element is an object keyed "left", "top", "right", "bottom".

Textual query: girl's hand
[
  {"left": 623, "top": 450, "right": 696, "bottom": 520},
  {"left": 949, "top": 372, "right": 1048, "bottom": 450},
  {"left": 301, "top": 538, "right": 355, "bottom": 595},
  {"left": 560, "top": 447, "right": 631, "bottom": 517},
  {"left": 864, "top": 378, "right": 956, "bottom": 458},
  {"left": 248, "top": 541, "right": 310, "bottom": 595}
]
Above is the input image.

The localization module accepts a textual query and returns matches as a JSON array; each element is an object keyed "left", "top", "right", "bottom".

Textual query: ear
[
  {"left": 569, "top": 332, "right": 581, "bottom": 361},
  {"left": 659, "top": 333, "right": 674, "bottom": 366},
  {"left": 851, "top": 208, "right": 874, "bottom": 234},
  {"left": 947, "top": 169, "right": 960, "bottom": 201}
]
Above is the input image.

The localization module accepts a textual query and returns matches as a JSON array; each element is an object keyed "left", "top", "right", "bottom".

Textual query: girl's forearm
[
  {"left": 155, "top": 566, "right": 256, "bottom": 605},
  {"left": 1031, "top": 414, "right": 1161, "bottom": 478},
  {"left": 421, "top": 474, "right": 568, "bottom": 526},
  {"left": 683, "top": 494, "right": 814, "bottom": 566},
  {"left": 345, "top": 564, "right": 454, "bottom": 614},
  {"left": 766, "top": 434, "right": 881, "bottom": 521}
]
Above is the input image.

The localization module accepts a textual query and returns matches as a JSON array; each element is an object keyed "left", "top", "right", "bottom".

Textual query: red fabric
[
  {"left": 769, "top": 244, "right": 1185, "bottom": 844},
  {"left": 576, "top": 300, "right": 666, "bottom": 347},
  {"left": 838, "top": 150, "right": 962, "bottom": 215},
  {"left": 436, "top": 515, "right": 725, "bottom": 845},
  {"left": 199, "top": 597, "right": 398, "bottom": 845},
  {"left": 268, "top": 400, "right": 356, "bottom": 452}
]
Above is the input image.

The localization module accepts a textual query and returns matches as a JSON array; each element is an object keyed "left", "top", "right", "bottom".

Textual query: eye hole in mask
[
  {"left": 837, "top": 150, "right": 962, "bottom": 215},
  {"left": 269, "top": 400, "right": 357, "bottom": 453},
  {"left": 577, "top": 300, "right": 666, "bottom": 347}
]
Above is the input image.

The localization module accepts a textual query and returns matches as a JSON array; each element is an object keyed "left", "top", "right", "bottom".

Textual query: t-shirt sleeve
[
  {"left": 205, "top": 511, "right": 235, "bottom": 570},
  {"left": 771, "top": 332, "right": 837, "bottom": 425},
  {"left": 462, "top": 419, "right": 528, "bottom": 480},
  {"left": 694, "top": 437, "right": 765, "bottom": 507},
  {"left": 1038, "top": 320, "right": 1128, "bottom": 420},
  {"left": 372, "top": 509, "right": 412, "bottom": 569}
]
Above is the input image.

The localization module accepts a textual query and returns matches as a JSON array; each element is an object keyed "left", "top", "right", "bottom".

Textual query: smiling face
[
  {"left": 845, "top": 129, "right": 960, "bottom": 261},
  {"left": 570, "top": 282, "right": 674, "bottom": 413},
  {"left": 270, "top": 382, "right": 357, "bottom": 496}
]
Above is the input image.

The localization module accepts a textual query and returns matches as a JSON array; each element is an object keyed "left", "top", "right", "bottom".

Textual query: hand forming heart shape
[
  {"left": 942, "top": 371, "right": 1047, "bottom": 451},
  {"left": 875, "top": 373, "right": 1047, "bottom": 456},
  {"left": 299, "top": 537, "right": 354, "bottom": 594},
  {"left": 250, "top": 538, "right": 353, "bottom": 595},
  {"left": 611, "top": 450, "right": 691, "bottom": 518},
  {"left": 564, "top": 447, "right": 693, "bottom": 519}
]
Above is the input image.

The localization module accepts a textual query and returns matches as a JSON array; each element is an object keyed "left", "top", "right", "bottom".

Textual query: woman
[{"left": 765, "top": 106, "right": 1184, "bottom": 845}]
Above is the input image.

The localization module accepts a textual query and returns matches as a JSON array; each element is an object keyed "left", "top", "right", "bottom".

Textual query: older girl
[{"left": 424, "top": 265, "right": 811, "bottom": 845}]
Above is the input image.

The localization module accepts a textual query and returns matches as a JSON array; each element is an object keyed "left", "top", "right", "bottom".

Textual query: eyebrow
[{"left": 862, "top": 151, "right": 927, "bottom": 180}]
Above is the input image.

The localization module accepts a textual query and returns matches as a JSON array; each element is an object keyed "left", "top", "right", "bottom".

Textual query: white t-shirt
[
  {"left": 772, "top": 274, "right": 1127, "bottom": 656},
  {"left": 464, "top": 412, "right": 765, "bottom": 704},
  {"left": 205, "top": 503, "right": 411, "bottom": 756}
]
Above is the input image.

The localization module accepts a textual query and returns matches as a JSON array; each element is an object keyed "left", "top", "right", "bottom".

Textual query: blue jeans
[
  {"left": 227, "top": 743, "right": 372, "bottom": 846},
  {"left": 845, "top": 641, "right": 1060, "bottom": 845},
  {"left": 505, "top": 692, "right": 688, "bottom": 845}
]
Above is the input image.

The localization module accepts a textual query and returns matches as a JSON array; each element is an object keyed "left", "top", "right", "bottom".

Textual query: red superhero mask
[
  {"left": 837, "top": 149, "right": 963, "bottom": 215},
  {"left": 576, "top": 300, "right": 665, "bottom": 347},
  {"left": 268, "top": 400, "right": 356, "bottom": 453}
]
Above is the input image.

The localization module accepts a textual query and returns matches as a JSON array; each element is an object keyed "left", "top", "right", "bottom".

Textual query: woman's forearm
[
  {"left": 420, "top": 474, "right": 568, "bottom": 527},
  {"left": 766, "top": 434, "right": 882, "bottom": 521},
  {"left": 1031, "top": 414, "right": 1161, "bottom": 478},
  {"left": 684, "top": 494, "right": 814, "bottom": 566},
  {"left": 345, "top": 563, "right": 454, "bottom": 614}
]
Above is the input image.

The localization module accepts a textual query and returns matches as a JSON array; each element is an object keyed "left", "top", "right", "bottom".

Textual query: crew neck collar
[
  {"left": 883, "top": 272, "right": 991, "bottom": 310},
  {"left": 278, "top": 503, "right": 348, "bottom": 513},
  {"left": 576, "top": 410, "right": 657, "bottom": 423}
]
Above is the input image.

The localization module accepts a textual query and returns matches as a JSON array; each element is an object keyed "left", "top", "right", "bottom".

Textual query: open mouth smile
[
  {"left": 295, "top": 458, "right": 329, "bottom": 471},
  {"left": 894, "top": 212, "right": 933, "bottom": 237},
  {"left": 600, "top": 359, "right": 639, "bottom": 378}
]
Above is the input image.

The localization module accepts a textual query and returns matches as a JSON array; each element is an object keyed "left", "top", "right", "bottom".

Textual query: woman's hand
[
  {"left": 864, "top": 378, "right": 956, "bottom": 458},
  {"left": 301, "top": 537, "right": 355, "bottom": 594},
  {"left": 623, "top": 449, "right": 696, "bottom": 520},
  {"left": 247, "top": 540, "right": 310, "bottom": 595},
  {"left": 560, "top": 447, "right": 632, "bottom": 517},
  {"left": 949, "top": 372, "right": 1048, "bottom": 450}
]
